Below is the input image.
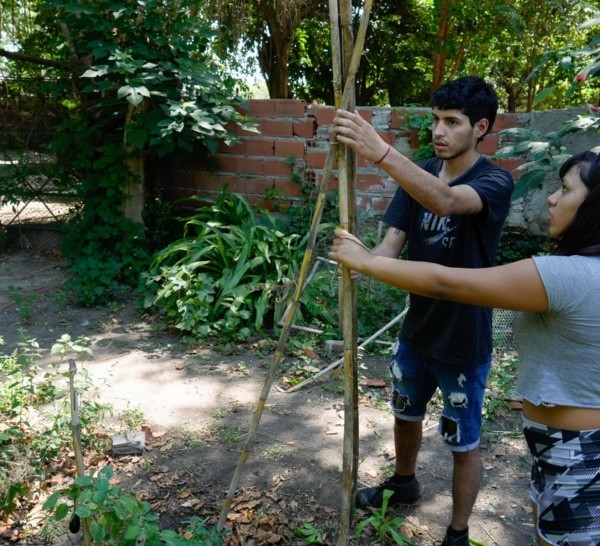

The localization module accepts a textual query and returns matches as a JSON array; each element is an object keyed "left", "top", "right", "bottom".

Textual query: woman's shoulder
[{"left": 533, "top": 255, "right": 600, "bottom": 288}]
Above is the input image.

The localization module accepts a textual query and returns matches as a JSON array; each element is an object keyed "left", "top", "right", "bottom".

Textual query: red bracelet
[{"left": 374, "top": 145, "right": 391, "bottom": 165}]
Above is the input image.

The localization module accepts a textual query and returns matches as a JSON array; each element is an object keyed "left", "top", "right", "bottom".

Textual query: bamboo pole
[
  {"left": 285, "top": 306, "right": 407, "bottom": 393},
  {"left": 68, "top": 360, "right": 92, "bottom": 546},
  {"left": 330, "top": 0, "right": 358, "bottom": 542},
  {"left": 217, "top": 0, "right": 374, "bottom": 531}
]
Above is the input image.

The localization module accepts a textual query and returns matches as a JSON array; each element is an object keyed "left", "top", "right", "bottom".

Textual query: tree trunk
[
  {"left": 256, "top": 0, "right": 307, "bottom": 98},
  {"left": 123, "top": 102, "right": 145, "bottom": 223},
  {"left": 432, "top": 0, "right": 452, "bottom": 91}
]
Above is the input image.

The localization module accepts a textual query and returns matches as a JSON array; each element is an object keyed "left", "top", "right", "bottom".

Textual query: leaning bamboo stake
[
  {"left": 68, "top": 360, "right": 92, "bottom": 546},
  {"left": 217, "top": 0, "right": 374, "bottom": 531},
  {"left": 217, "top": 147, "right": 338, "bottom": 530}
]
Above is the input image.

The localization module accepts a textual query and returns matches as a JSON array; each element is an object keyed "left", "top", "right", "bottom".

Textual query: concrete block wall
[{"left": 163, "top": 99, "right": 541, "bottom": 218}]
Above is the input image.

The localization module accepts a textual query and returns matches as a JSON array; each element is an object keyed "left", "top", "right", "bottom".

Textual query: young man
[{"left": 332, "top": 76, "right": 514, "bottom": 546}]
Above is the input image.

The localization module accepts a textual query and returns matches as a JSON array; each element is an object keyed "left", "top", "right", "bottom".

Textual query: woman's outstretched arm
[{"left": 328, "top": 228, "right": 549, "bottom": 312}]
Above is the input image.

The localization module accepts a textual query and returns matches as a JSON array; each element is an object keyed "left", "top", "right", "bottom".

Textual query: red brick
[
  {"left": 248, "top": 100, "right": 276, "bottom": 117},
  {"left": 369, "top": 196, "right": 393, "bottom": 215},
  {"left": 192, "top": 173, "right": 232, "bottom": 192},
  {"left": 492, "top": 113, "right": 518, "bottom": 132},
  {"left": 244, "top": 138, "right": 275, "bottom": 156},
  {"left": 356, "top": 195, "right": 372, "bottom": 214},
  {"left": 264, "top": 158, "right": 293, "bottom": 177},
  {"left": 293, "top": 119, "right": 316, "bottom": 138},
  {"left": 268, "top": 179, "right": 302, "bottom": 197},
  {"left": 310, "top": 106, "right": 336, "bottom": 127},
  {"left": 355, "top": 108, "right": 373, "bottom": 123},
  {"left": 478, "top": 133, "right": 499, "bottom": 156},
  {"left": 494, "top": 158, "right": 525, "bottom": 178},
  {"left": 274, "top": 99, "right": 307, "bottom": 117},
  {"left": 218, "top": 156, "right": 265, "bottom": 175},
  {"left": 262, "top": 119, "right": 294, "bottom": 137},
  {"left": 356, "top": 173, "right": 385, "bottom": 192},
  {"left": 214, "top": 156, "right": 236, "bottom": 174},
  {"left": 274, "top": 140, "right": 305, "bottom": 158},
  {"left": 306, "top": 150, "right": 329, "bottom": 169}
]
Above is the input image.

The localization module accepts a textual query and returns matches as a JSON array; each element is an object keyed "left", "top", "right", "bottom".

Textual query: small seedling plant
[
  {"left": 43, "top": 463, "right": 225, "bottom": 545},
  {"left": 354, "top": 489, "right": 412, "bottom": 545},
  {"left": 294, "top": 521, "right": 326, "bottom": 544}
]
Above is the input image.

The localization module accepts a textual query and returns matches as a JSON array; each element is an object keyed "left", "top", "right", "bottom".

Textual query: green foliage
[
  {"left": 294, "top": 521, "right": 326, "bottom": 544},
  {"left": 483, "top": 352, "right": 519, "bottom": 420},
  {"left": 494, "top": 115, "right": 600, "bottom": 199},
  {"left": 0, "top": 333, "right": 109, "bottom": 519},
  {"left": 142, "top": 190, "right": 309, "bottom": 341},
  {"left": 354, "top": 489, "right": 411, "bottom": 545},
  {"left": 400, "top": 110, "right": 435, "bottom": 162},
  {"left": 43, "top": 466, "right": 224, "bottom": 545},
  {"left": 528, "top": 16, "right": 600, "bottom": 108},
  {"left": 495, "top": 229, "right": 551, "bottom": 265},
  {"left": 50, "top": 125, "right": 151, "bottom": 306},
  {"left": 7, "top": 0, "right": 258, "bottom": 307}
]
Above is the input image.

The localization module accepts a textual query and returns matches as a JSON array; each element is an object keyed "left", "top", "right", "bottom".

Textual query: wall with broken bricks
[{"left": 164, "top": 100, "right": 600, "bottom": 235}]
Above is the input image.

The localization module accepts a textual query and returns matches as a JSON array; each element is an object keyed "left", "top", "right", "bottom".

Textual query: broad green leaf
[
  {"left": 532, "top": 85, "right": 558, "bottom": 107},
  {"left": 512, "top": 170, "right": 548, "bottom": 200},
  {"left": 55, "top": 503, "right": 69, "bottom": 521}
]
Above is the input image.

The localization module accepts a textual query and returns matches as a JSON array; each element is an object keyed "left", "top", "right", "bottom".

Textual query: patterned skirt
[{"left": 523, "top": 416, "right": 600, "bottom": 546}]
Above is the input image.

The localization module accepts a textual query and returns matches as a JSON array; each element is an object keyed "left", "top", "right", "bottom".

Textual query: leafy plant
[
  {"left": 483, "top": 352, "right": 519, "bottom": 421},
  {"left": 43, "top": 466, "right": 224, "bottom": 545},
  {"left": 142, "top": 190, "right": 310, "bottom": 341},
  {"left": 7, "top": 285, "right": 39, "bottom": 325},
  {"left": 528, "top": 17, "right": 600, "bottom": 108},
  {"left": 400, "top": 109, "right": 435, "bottom": 163},
  {"left": 494, "top": 17, "right": 600, "bottom": 200},
  {"left": 0, "top": 333, "right": 109, "bottom": 521},
  {"left": 495, "top": 228, "right": 550, "bottom": 265},
  {"left": 294, "top": 521, "right": 326, "bottom": 544},
  {"left": 494, "top": 115, "right": 600, "bottom": 200},
  {"left": 354, "top": 489, "right": 411, "bottom": 545}
]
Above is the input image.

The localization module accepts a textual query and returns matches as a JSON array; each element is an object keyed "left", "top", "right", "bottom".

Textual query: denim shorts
[{"left": 389, "top": 339, "right": 491, "bottom": 452}]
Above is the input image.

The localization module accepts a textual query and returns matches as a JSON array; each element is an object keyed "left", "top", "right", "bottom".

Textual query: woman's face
[{"left": 547, "top": 165, "right": 589, "bottom": 237}]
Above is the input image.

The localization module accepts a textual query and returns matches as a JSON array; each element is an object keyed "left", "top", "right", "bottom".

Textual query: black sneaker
[
  {"left": 355, "top": 476, "right": 421, "bottom": 509},
  {"left": 437, "top": 527, "right": 469, "bottom": 546}
]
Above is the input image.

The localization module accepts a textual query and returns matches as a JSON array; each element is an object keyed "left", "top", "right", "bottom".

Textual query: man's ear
[{"left": 474, "top": 119, "right": 489, "bottom": 139}]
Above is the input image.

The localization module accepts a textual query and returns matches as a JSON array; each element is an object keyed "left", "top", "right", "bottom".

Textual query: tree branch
[{"left": 0, "top": 48, "right": 65, "bottom": 69}]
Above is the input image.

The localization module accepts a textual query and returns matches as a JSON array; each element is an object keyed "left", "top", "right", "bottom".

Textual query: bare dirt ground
[{"left": 0, "top": 247, "right": 537, "bottom": 546}]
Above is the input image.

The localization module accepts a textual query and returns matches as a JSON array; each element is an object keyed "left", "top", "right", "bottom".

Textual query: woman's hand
[{"left": 328, "top": 228, "right": 372, "bottom": 273}]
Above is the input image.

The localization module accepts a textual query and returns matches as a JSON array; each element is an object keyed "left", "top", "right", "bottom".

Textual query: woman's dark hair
[
  {"left": 554, "top": 150, "right": 600, "bottom": 256},
  {"left": 431, "top": 76, "right": 498, "bottom": 143}
]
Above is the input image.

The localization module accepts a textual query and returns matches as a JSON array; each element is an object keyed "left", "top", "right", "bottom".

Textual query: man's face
[{"left": 431, "top": 108, "right": 482, "bottom": 160}]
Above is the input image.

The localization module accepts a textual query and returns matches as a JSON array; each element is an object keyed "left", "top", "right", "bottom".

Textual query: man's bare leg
[
  {"left": 394, "top": 418, "right": 422, "bottom": 475},
  {"left": 450, "top": 447, "right": 481, "bottom": 531}
]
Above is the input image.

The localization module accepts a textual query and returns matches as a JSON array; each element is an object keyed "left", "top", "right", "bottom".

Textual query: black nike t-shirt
[{"left": 383, "top": 156, "right": 514, "bottom": 366}]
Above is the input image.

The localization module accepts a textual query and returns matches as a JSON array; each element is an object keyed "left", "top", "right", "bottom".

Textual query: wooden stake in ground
[
  {"left": 329, "top": 0, "right": 358, "bottom": 543},
  {"left": 217, "top": 0, "right": 374, "bottom": 532},
  {"left": 68, "top": 359, "right": 92, "bottom": 546}
]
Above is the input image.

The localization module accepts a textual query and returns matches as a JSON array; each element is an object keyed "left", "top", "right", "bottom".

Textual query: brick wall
[{"left": 165, "top": 99, "right": 524, "bottom": 216}]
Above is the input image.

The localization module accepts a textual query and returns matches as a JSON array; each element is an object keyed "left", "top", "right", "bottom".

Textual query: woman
[{"left": 328, "top": 150, "right": 600, "bottom": 546}]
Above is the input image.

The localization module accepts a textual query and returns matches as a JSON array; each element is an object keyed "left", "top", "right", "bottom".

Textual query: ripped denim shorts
[{"left": 389, "top": 339, "right": 491, "bottom": 452}]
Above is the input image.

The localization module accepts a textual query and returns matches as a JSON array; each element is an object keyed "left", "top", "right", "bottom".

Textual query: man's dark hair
[
  {"left": 555, "top": 150, "right": 600, "bottom": 256},
  {"left": 431, "top": 76, "right": 498, "bottom": 142}
]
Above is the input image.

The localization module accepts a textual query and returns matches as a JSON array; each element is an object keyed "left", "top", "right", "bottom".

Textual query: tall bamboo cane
[
  {"left": 217, "top": 0, "right": 374, "bottom": 531},
  {"left": 330, "top": 0, "right": 358, "bottom": 542}
]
